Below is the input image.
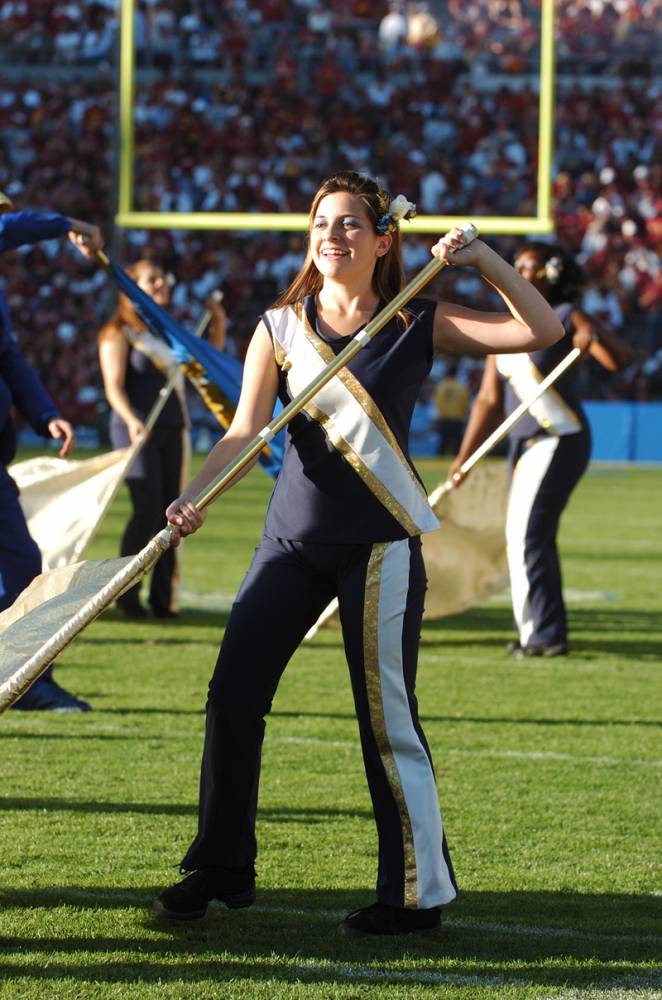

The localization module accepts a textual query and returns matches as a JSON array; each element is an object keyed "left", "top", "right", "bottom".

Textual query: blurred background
[{"left": 1, "top": 0, "right": 660, "bottom": 456}]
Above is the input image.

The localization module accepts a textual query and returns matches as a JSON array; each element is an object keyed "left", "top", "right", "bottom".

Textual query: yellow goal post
[{"left": 116, "top": 0, "right": 556, "bottom": 236}]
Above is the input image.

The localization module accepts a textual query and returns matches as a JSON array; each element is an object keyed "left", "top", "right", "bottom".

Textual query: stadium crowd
[
  {"left": 0, "top": 0, "right": 660, "bottom": 439},
  {"left": 2, "top": 0, "right": 660, "bottom": 76}
]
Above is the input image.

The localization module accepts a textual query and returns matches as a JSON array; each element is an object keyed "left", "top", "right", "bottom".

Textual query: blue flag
[{"left": 107, "top": 259, "right": 284, "bottom": 478}]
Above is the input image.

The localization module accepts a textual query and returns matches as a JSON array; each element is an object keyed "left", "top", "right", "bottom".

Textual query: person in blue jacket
[{"left": 0, "top": 188, "right": 103, "bottom": 711}]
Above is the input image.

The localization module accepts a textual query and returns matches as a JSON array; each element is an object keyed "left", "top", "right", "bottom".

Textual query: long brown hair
[
  {"left": 97, "top": 260, "right": 161, "bottom": 343},
  {"left": 273, "top": 172, "right": 406, "bottom": 308}
]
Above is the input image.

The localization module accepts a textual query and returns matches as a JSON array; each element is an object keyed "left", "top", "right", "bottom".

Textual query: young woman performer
[
  {"left": 449, "top": 242, "right": 633, "bottom": 658},
  {"left": 98, "top": 261, "right": 190, "bottom": 619},
  {"left": 155, "top": 173, "right": 563, "bottom": 935}
]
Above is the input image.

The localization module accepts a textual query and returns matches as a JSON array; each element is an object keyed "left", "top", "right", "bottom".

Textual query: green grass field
[{"left": 1, "top": 457, "right": 660, "bottom": 999}]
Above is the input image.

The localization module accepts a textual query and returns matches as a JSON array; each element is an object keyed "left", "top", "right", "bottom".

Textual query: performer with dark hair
[
  {"left": 155, "top": 173, "right": 563, "bottom": 935},
  {"left": 0, "top": 189, "right": 102, "bottom": 711},
  {"left": 449, "top": 242, "right": 633, "bottom": 658},
  {"left": 97, "top": 260, "right": 190, "bottom": 620}
]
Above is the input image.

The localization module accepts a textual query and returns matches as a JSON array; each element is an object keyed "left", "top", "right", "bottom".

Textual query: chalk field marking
[
  {"left": 188, "top": 927, "right": 662, "bottom": 993},
  {"left": 249, "top": 902, "right": 661, "bottom": 946},
  {"left": 539, "top": 986, "right": 662, "bottom": 1000},
  {"left": 180, "top": 588, "right": 620, "bottom": 612},
  {"left": 486, "top": 588, "right": 619, "bottom": 606},
  {"left": 2, "top": 892, "right": 657, "bottom": 993},
  {"left": 276, "top": 736, "right": 662, "bottom": 769},
  {"left": 3, "top": 889, "right": 655, "bottom": 949},
  {"left": 178, "top": 590, "right": 236, "bottom": 611}
]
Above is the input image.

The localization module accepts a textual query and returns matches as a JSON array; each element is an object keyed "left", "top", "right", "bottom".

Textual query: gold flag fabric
[
  {"left": 11, "top": 450, "right": 133, "bottom": 570},
  {"left": 423, "top": 461, "right": 510, "bottom": 618},
  {"left": 0, "top": 533, "right": 170, "bottom": 714},
  {"left": 306, "top": 461, "right": 510, "bottom": 637}
]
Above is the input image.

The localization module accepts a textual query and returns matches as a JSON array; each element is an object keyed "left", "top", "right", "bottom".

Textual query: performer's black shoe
[
  {"left": 11, "top": 675, "right": 91, "bottom": 712},
  {"left": 154, "top": 866, "right": 256, "bottom": 920},
  {"left": 116, "top": 596, "right": 148, "bottom": 620},
  {"left": 339, "top": 901, "right": 441, "bottom": 936},
  {"left": 512, "top": 641, "right": 568, "bottom": 659},
  {"left": 152, "top": 607, "right": 178, "bottom": 620}
]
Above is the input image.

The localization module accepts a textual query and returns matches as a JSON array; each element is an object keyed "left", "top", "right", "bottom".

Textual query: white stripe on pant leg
[
  {"left": 505, "top": 436, "right": 560, "bottom": 647},
  {"left": 376, "top": 539, "right": 456, "bottom": 907}
]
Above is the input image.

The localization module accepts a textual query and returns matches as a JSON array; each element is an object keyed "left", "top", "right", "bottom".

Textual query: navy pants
[
  {"left": 506, "top": 430, "right": 591, "bottom": 648},
  {"left": 110, "top": 423, "right": 183, "bottom": 614},
  {"left": 0, "top": 466, "right": 41, "bottom": 613},
  {"left": 181, "top": 534, "right": 457, "bottom": 910}
]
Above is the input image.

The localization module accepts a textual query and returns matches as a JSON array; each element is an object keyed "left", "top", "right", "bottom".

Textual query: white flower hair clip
[
  {"left": 376, "top": 194, "right": 417, "bottom": 234},
  {"left": 544, "top": 256, "right": 563, "bottom": 284}
]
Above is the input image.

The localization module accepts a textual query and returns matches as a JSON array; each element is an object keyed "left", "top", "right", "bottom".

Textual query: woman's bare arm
[
  {"left": 431, "top": 237, "right": 564, "bottom": 357},
  {"left": 570, "top": 308, "right": 634, "bottom": 371},
  {"left": 166, "top": 322, "right": 279, "bottom": 543},
  {"left": 98, "top": 330, "right": 145, "bottom": 443},
  {"left": 447, "top": 356, "right": 504, "bottom": 484}
]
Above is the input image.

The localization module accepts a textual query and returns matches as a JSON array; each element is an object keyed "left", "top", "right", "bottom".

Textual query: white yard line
[
  {"left": 276, "top": 736, "right": 662, "bottom": 768},
  {"left": 231, "top": 927, "right": 662, "bottom": 993},
  {"left": 250, "top": 902, "right": 660, "bottom": 946},
  {"left": 5, "top": 890, "right": 655, "bottom": 948},
  {"left": 539, "top": 985, "right": 662, "bottom": 1000}
]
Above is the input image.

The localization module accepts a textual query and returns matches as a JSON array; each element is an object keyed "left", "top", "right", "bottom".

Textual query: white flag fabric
[{"left": 11, "top": 450, "right": 133, "bottom": 570}]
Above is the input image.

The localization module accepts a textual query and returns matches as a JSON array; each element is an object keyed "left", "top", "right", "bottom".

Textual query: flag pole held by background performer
[
  {"left": 0, "top": 224, "right": 477, "bottom": 714},
  {"left": 428, "top": 346, "right": 582, "bottom": 504},
  {"left": 11, "top": 366, "right": 181, "bottom": 572}
]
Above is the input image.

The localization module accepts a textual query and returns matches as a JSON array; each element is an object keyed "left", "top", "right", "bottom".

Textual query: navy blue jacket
[{"left": 0, "top": 211, "right": 71, "bottom": 465}]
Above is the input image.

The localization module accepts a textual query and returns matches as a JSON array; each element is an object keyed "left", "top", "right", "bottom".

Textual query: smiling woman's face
[
  {"left": 134, "top": 262, "right": 170, "bottom": 305},
  {"left": 514, "top": 248, "right": 545, "bottom": 290},
  {"left": 310, "top": 192, "right": 390, "bottom": 283}
]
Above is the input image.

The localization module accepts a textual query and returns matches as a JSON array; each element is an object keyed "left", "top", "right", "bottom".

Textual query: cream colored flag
[
  {"left": 305, "top": 462, "right": 509, "bottom": 637},
  {"left": 11, "top": 450, "right": 133, "bottom": 570},
  {"left": 423, "top": 460, "right": 509, "bottom": 618},
  {"left": 0, "top": 531, "right": 170, "bottom": 713}
]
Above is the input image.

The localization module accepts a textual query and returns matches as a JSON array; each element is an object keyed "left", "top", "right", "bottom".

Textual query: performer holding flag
[
  {"left": 155, "top": 172, "right": 563, "bottom": 935},
  {"left": 449, "top": 242, "right": 633, "bottom": 659},
  {"left": 0, "top": 188, "right": 102, "bottom": 711},
  {"left": 97, "top": 260, "right": 206, "bottom": 620}
]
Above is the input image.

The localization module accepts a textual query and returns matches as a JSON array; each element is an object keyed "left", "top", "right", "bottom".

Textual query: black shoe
[
  {"left": 513, "top": 641, "right": 568, "bottom": 659},
  {"left": 339, "top": 901, "right": 441, "bottom": 937},
  {"left": 151, "top": 608, "right": 178, "bottom": 620},
  {"left": 153, "top": 866, "right": 256, "bottom": 920},
  {"left": 506, "top": 639, "right": 522, "bottom": 655},
  {"left": 11, "top": 676, "right": 91, "bottom": 712},
  {"left": 116, "top": 598, "right": 148, "bottom": 619}
]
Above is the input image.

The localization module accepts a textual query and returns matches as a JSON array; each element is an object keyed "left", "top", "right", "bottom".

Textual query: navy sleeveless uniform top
[
  {"left": 503, "top": 302, "right": 587, "bottom": 442},
  {"left": 262, "top": 294, "right": 436, "bottom": 543},
  {"left": 109, "top": 335, "right": 184, "bottom": 437}
]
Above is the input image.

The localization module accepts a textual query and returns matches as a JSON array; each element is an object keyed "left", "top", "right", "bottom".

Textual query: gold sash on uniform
[
  {"left": 496, "top": 353, "right": 581, "bottom": 435},
  {"left": 267, "top": 304, "right": 439, "bottom": 536},
  {"left": 124, "top": 326, "right": 190, "bottom": 429}
]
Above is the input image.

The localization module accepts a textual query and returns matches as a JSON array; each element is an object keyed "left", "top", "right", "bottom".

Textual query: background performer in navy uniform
[
  {"left": 155, "top": 173, "right": 563, "bottom": 935},
  {"left": 449, "top": 242, "right": 633, "bottom": 658},
  {"left": 0, "top": 188, "right": 103, "bottom": 711},
  {"left": 98, "top": 260, "right": 190, "bottom": 620}
]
